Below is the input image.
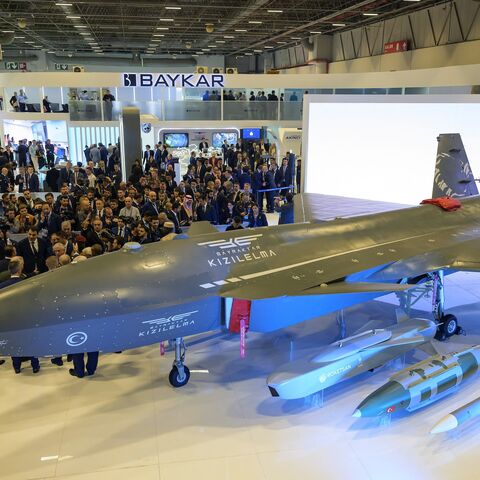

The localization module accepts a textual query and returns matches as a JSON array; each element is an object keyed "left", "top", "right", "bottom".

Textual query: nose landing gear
[{"left": 168, "top": 337, "right": 190, "bottom": 387}]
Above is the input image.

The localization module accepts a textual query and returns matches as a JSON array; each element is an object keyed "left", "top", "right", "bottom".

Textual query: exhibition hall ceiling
[{"left": 0, "top": 0, "right": 445, "bottom": 57}]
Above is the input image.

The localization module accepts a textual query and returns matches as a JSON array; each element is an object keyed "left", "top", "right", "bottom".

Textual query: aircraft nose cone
[{"left": 355, "top": 381, "right": 409, "bottom": 417}]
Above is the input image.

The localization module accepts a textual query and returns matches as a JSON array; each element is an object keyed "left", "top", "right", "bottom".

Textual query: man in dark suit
[
  {"left": 196, "top": 196, "right": 217, "bottom": 224},
  {"left": 0, "top": 256, "right": 40, "bottom": 372},
  {"left": 199, "top": 138, "right": 209, "bottom": 151},
  {"left": 253, "top": 163, "right": 275, "bottom": 211},
  {"left": 57, "top": 161, "right": 74, "bottom": 190},
  {"left": 15, "top": 167, "right": 28, "bottom": 193},
  {"left": 25, "top": 165, "right": 40, "bottom": 192},
  {"left": 0, "top": 166, "right": 12, "bottom": 193},
  {"left": 82, "top": 217, "right": 107, "bottom": 253},
  {"left": 111, "top": 217, "right": 130, "bottom": 241},
  {"left": 16, "top": 227, "right": 51, "bottom": 275},
  {"left": 17, "top": 140, "right": 29, "bottom": 168},
  {"left": 275, "top": 157, "right": 293, "bottom": 196},
  {"left": 165, "top": 202, "right": 182, "bottom": 234},
  {"left": 143, "top": 145, "right": 154, "bottom": 166},
  {"left": 38, "top": 202, "right": 62, "bottom": 236}
]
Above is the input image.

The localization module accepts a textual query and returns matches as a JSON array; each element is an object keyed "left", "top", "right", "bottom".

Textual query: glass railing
[
  {"left": 280, "top": 101, "right": 303, "bottom": 121},
  {"left": 164, "top": 100, "right": 221, "bottom": 121},
  {"left": 69, "top": 100, "right": 102, "bottom": 121},
  {"left": 223, "top": 101, "right": 278, "bottom": 121}
]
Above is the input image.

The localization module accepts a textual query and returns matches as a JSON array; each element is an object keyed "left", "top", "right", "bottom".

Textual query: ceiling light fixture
[
  {"left": 56, "top": 2, "right": 73, "bottom": 5},
  {"left": 15, "top": 36, "right": 25, "bottom": 39},
  {"left": 157, "top": 27, "right": 169, "bottom": 30},
  {"left": 224, "top": 35, "right": 235, "bottom": 38},
  {"left": 310, "top": 31, "right": 322, "bottom": 34},
  {"left": 244, "top": 52, "right": 253, "bottom": 56},
  {"left": 165, "top": 6, "right": 182, "bottom": 9},
  {"left": 363, "top": 12, "right": 378, "bottom": 16},
  {"left": 248, "top": 21, "right": 262, "bottom": 24},
  {"left": 216, "top": 40, "right": 226, "bottom": 43},
  {"left": 159, "top": 18, "right": 174, "bottom": 21},
  {"left": 264, "top": 46, "right": 274, "bottom": 49},
  {"left": 74, "top": 25, "right": 88, "bottom": 28},
  {"left": 276, "top": 41, "right": 287, "bottom": 44},
  {"left": 290, "top": 37, "right": 301, "bottom": 40},
  {"left": 235, "top": 29, "right": 247, "bottom": 32},
  {"left": 332, "top": 23, "right": 346, "bottom": 26},
  {"left": 66, "top": 16, "right": 81, "bottom": 19},
  {"left": 267, "top": 9, "right": 283, "bottom": 13},
  {"left": 2, "top": 30, "right": 14, "bottom": 33},
  {"left": 253, "top": 49, "right": 263, "bottom": 52},
  {"left": 79, "top": 32, "right": 89, "bottom": 35},
  {"left": 153, "top": 34, "right": 165, "bottom": 37}
]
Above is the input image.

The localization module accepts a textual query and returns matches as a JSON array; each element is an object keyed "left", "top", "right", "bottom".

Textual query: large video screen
[
  {"left": 304, "top": 97, "right": 480, "bottom": 205},
  {"left": 242, "top": 128, "right": 261, "bottom": 140},
  {"left": 212, "top": 132, "right": 238, "bottom": 148},
  {"left": 163, "top": 133, "right": 189, "bottom": 148}
]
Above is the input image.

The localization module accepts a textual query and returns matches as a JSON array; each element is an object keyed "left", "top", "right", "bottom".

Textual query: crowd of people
[
  {"left": 0, "top": 136, "right": 298, "bottom": 376},
  {"left": 203, "top": 90, "right": 308, "bottom": 102}
]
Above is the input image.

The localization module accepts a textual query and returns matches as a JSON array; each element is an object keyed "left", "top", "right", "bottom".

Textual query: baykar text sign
[{"left": 122, "top": 73, "right": 225, "bottom": 88}]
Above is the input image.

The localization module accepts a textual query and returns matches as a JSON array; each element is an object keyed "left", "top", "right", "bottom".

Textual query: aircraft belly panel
[{"left": 0, "top": 298, "right": 221, "bottom": 357}]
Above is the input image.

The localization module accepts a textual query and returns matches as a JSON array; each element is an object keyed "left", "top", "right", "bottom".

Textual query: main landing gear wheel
[
  {"left": 435, "top": 314, "right": 460, "bottom": 341},
  {"left": 169, "top": 365, "right": 190, "bottom": 387},
  {"left": 168, "top": 337, "right": 190, "bottom": 388}
]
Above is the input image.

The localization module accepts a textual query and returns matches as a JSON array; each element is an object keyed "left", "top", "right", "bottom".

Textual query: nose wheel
[{"left": 168, "top": 337, "right": 190, "bottom": 388}]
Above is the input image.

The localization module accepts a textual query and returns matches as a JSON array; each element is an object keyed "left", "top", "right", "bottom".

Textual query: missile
[
  {"left": 267, "top": 318, "right": 436, "bottom": 400},
  {"left": 431, "top": 396, "right": 480, "bottom": 434},
  {"left": 353, "top": 345, "right": 480, "bottom": 418}
]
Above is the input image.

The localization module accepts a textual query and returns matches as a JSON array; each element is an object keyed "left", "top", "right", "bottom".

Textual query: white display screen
[{"left": 304, "top": 97, "right": 480, "bottom": 205}]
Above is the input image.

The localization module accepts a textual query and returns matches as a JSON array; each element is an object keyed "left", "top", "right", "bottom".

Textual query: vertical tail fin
[{"left": 432, "top": 134, "right": 478, "bottom": 198}]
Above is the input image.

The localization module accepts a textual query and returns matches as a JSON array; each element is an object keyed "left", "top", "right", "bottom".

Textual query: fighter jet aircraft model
[{"left": 0, "top": 134, "right": 478, "bottom": 388}]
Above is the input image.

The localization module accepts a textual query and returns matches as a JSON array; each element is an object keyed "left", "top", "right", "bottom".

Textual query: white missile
[{"left": 431, "top": 396, "right": 480, "bottom": 434}]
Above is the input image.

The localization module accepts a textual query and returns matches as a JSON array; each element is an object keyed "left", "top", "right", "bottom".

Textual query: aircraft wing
[{"left": 294, "top": 193, "right": 410, "bottom": 223}]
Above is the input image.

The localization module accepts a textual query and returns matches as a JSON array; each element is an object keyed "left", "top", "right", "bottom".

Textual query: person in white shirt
[
  {"left": 85, "top": 167, "right": 97, "bottom": 188},
  {"left": 119, "top": 196, "right": 141, "bottom": 222}
]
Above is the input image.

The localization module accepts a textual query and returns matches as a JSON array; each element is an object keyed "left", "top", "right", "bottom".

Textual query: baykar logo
[
  {"left": 142, "top": 311, "right": 198, "bottom": 326},
  {"left": 123, "top": 73, "right": 137, "bottom": 87},
  {"left": 198, "top": 234, "right": 263, "bottom": 249}
]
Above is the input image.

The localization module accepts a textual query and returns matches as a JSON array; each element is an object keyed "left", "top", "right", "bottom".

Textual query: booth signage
[
  {"left": 55, "top": 63, "right": 69, "bottom": 71},
  {"left": 384, "top": 40, "right": 409, "bottom": 54},
  {"left": 122, "top": 72, "right": 225, "bottom": 89}
]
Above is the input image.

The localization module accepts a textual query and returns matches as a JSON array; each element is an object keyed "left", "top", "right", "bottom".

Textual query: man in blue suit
[
  {"left": 38, "top": 203, "right": 62, "bottom": 236},
  {"left": 16, "top": 227, "right": 52, "bottom": 275},
  {"left": 0, "top": 257, "right": 40, "bottom": 373},
  {"left": 274, "top": 157, "right": 293, "bottom": 196},
  {"left": 25, "top": 165, "right": 40, "bottom": 192}
]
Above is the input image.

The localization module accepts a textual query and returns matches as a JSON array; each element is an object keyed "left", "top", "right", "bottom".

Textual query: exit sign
[{"left": 5, "top": 61, "right": 27, "bottom": 70}]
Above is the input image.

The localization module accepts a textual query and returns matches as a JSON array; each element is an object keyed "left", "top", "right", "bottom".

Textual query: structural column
[{"left": 119, "top": 107, "right": 142, "bottom": 181}]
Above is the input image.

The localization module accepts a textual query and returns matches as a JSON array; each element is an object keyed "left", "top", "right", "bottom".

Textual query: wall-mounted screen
[
  {"left": 242, "top": 128, "right": 261, "bottom": 140},
  {"left": 163, "top": 133, "right": 189, "bottom": 148},
  {"left": 212, "top": 132, "right": 238, "bottom": 148},
  {"left": 304, "top": 96, "right": 480, "bottom": 205}
]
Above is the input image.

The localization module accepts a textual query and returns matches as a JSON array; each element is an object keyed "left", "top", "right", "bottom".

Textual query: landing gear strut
[
  {"left": 431, "top": 270, "right": 463, "bottom": 341},
  {"left": 168, "top": 337, "right": 190, "bottom": 387}
]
